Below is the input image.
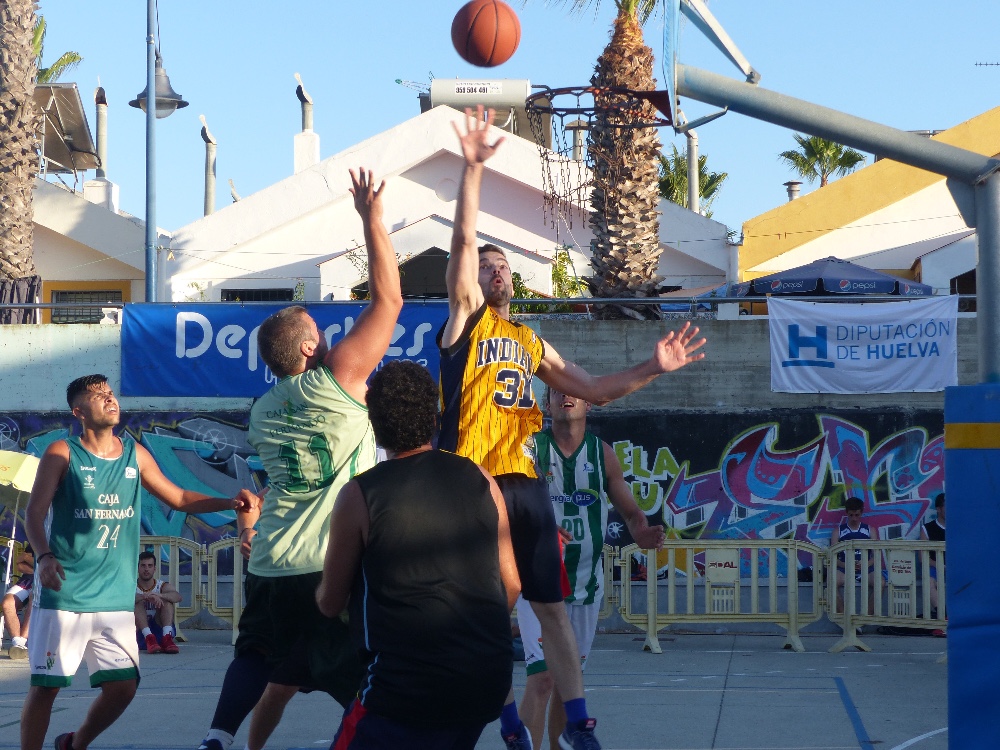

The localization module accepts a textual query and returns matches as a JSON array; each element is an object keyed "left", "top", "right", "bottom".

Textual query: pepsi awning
[{"left": 730, "top": 257, "right": 933, "bottom": 298}]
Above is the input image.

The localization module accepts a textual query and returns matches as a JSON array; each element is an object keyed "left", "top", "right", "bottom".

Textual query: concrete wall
[{"left": 0, "top": 317, "right": 975, "bottom": 413}]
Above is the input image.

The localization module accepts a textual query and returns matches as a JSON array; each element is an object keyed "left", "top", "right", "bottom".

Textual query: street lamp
[{"left": 128, "top": 0, "right": 187, "bottom": 302}]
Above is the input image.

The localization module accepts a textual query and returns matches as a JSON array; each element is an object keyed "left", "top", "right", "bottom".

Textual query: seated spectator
[
  {"left": 831, "top": 497, "right": 879, "bottom": 618},
  {"left": 3, "top": 542, "right": 34, "bottom": 659},
  {"left": 920, "top": 493, "right": 946, "bottom": 635},
  {"left": 135, "top": 551, "right": 181, "bottom": 654}
]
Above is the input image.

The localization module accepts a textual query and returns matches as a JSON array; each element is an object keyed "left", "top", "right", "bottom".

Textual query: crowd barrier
[
  {"left": 134, "top": 535, "right": 945, "bottom": 653},
  {"left": 612, "top": 538, "right": 946, "bottom": 653}
]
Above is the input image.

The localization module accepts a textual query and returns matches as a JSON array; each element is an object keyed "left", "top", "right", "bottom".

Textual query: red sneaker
[
  {"left": 160, "top": 632, "right": 180, "bottom": 654},
  {"left": 145, "top": 633, "right": 163, "bottom": 654}
]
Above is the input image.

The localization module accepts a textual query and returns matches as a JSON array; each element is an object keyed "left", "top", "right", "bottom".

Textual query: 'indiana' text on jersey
[{"left": 439, "top": 304, "right": 544, "bottom": 477}]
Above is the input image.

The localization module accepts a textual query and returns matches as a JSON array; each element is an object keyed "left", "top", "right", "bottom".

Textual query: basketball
[{"left": 451, "top": 0, "right": 521, "bottom": 68}]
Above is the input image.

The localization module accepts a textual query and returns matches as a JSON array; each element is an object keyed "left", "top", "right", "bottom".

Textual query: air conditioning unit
[{"left": 429, "top": 79, "right": 550, "bottom": 149}]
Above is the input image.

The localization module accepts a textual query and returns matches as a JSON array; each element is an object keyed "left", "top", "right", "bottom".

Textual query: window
[
  {"left": 221, "top": 289, "right": 294, "bottom": 302},
  {"left": 51, "top": 290, "right": 123, "bottom": 324}
]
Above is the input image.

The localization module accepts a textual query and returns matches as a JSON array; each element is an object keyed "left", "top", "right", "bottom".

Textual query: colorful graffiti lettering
[{"left": 612, "top": 415, "right": 941, "bottom": 577}]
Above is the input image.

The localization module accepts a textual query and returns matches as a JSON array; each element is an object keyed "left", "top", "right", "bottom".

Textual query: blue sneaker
[
  {"left": 559, "top": 718, "right": 601, "bottom": 750},
  {"left": 501, "top": 722, "right": 533, "bottom": 750},
  {"left": 196, "top": 740, "right": 224, "bottom": 750}
]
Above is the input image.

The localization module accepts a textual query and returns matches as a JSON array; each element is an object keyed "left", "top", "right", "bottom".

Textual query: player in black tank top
[{"left": 317, "top": 362, "right": 519, "bottom": 749}]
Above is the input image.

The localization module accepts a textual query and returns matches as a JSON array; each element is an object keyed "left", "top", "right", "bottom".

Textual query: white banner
[{"left": 769, "top": 297, "right": 958, "bottom": 394}]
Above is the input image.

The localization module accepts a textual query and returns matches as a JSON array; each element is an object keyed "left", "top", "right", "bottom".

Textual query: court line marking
[
  {"left": 834, "top": 676, "right": 873, "bottom": 749},
  {"left": 890, "top": 727, "right": 947, "bottom": 750}
]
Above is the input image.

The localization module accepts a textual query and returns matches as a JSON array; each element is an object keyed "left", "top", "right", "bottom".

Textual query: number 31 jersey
[
  {"left": 248, "top": 365, "right": 376, "bottom": 577},
  {"left": 439, "top": 304, "right": 544, "bottom": 478}
]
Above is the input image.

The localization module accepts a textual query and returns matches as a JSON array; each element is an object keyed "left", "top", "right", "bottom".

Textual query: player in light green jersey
[{"left": 199, "top": 168, "right": 404, "bottom": 750}]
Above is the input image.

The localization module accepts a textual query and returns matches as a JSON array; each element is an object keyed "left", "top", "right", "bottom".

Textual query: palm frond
[{"left": 37, "top": 52, "right": 82, "bottom": 83}]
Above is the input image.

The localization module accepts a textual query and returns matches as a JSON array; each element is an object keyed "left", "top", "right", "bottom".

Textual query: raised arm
[
  {"left": 136, "top": 444, "right": 260, "bottom": 515},
  {"left": 325, "top": 169, "right": 404, "bottom": 402},
  {"left": 440, "top": 106, "right": 505, "bottom": 348},
  {"left": 536, "top": 322, "right": 706, "bottom": 406},
  {"left": 24, "top": 441, "right": 71, "bottom": 591},
  {"left": 602, "top": 442, "right": 665, "bottom": 551}
]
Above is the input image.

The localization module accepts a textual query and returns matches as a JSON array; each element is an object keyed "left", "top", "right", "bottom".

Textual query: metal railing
[{"left": 128, "top": 535, "right": 946, "bottom": 653}]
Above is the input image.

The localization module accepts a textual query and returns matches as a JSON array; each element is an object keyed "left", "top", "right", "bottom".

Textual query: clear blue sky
[{"left": 42, "top": 1, "right": 1000, "bottom": 243}]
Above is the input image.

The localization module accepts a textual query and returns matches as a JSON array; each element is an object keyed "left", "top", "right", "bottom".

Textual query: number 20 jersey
[{"left": 439, "top": 304, "right": 544, "bottom": 478}]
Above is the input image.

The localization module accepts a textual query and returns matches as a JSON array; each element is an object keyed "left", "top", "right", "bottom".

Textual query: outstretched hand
[
  {"left": 452, "top": 105, "right": 505, "bottom": 166},
  {"left": 633, "top": 523, "right": 666, "bottom": 552},
  {"left": 349, "top": 168, "right": 386, "bottom": 223},
  {"left": 234, "top": 485, "right": 268, "bottom": 514},
  {"left": 651, "top": 322, "right": 706, "bottom": 373}
]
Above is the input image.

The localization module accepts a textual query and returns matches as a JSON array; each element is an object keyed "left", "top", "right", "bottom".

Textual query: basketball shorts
[
  {"left": 28, "top": 608, "right": 139, "bottom": 688},
  {"left": 515, "top": 595, "right": 601, "bottom": 676},
  {"left": 496, "top": 474, "right": 563, "bottom": 604},
  {"left": 236, "top": 571, "right": 363, "bottom": 707},
  {"left": 331, "top": 699, "right": 486, "bottom": 750},
  {"left": 5, "top": 574, "right": 33, "bottom": 603}
]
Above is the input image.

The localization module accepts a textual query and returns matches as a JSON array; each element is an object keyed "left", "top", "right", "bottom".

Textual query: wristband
[
  {"left": 239, "top": 528, "right": 254, "bottom": 538},
  {"left": 36, "top": 552, "right": 55, "bottom": 563}
]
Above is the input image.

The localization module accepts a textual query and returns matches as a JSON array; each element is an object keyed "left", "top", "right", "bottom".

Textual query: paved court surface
[{"left": 0, "top": 630, "right": 947, "bottom": 750}]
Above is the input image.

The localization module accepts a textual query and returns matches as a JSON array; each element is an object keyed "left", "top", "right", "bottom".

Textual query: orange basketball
[{"left": 451, "top": 0, "right": 521, "bottom": 68}]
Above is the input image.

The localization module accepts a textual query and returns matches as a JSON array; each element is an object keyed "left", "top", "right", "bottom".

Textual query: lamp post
[{"left": 128, "top": 0, "right": 187, "bottom": 302}]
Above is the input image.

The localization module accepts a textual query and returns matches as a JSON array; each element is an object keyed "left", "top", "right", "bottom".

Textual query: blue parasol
[{"left": 730, "top": 256, "right": 933, "bottom": 297}]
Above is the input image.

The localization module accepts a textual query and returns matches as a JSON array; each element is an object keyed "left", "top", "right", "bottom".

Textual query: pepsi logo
[
  {"left": 771, "top": 280, "right": 783, "bottom": 292},
  {"left": 839, "top": 279, "right": 852, "bottom": 291}
]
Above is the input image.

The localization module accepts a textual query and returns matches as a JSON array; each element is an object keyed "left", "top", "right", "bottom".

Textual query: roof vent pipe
[
  {"left": 293, "top": 73, "right": 320, "bottom": 173},
  {"left": 784, "top": 181, "right": 802, "bottom": 201},
  {"left": 200, "top": 115, "right": 217, "bottom": 216},
  {"left": 95, "top": 86, "right": 108, "bottom": 179}
]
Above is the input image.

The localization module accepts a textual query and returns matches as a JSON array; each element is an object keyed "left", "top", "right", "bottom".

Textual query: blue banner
[{"left": 121, "top": 303, "right": 449, "bottom": 397}]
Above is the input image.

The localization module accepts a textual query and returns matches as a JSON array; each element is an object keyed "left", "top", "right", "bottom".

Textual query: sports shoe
[
  {"left": 197, "top": 740, "right": 225, "bottom": 750},
  {"left": 501, "top": 722, "right": 532, "bottom": 750},
  {"left": 144, "top": 633, "right": 162, "bottom": 654},
  {"left": 559, "top": 718, "right": 601, "bottom": 750},
  {"left": 54, "top": 733, "right": 75, "bottom": 750},
  {"left": 160, "top": 632, "right": 180, "bottom": 654},
  {"left": 932, "top": 628, "right": 947, "bottom": 638},
  {"left": 8, "top": 644, "right": 28, "bottom": 660}
]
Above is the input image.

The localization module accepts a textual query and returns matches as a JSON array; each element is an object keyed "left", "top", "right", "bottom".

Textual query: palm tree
[
  {"left": 658, "top": 143, "right": 728, "bottom": 217},
  {"left": 570, "top": 0, "right": 663, "bottom": 319},
  {"left": 34, "top": 16, "right": 82, "bottom": 83},
  {"left": 0, "top": 0, "right": 40, "bottom": 282},
  {"left": 778, "top": 134, "right": 866, "bottom": 187}
]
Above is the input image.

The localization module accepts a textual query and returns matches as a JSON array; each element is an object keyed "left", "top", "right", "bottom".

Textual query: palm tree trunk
[
  {"left": 586, "top": 7, "right": 663, "bottom": 320},
  {"left": 0, "top": 0, "right": 39, "bottom": 281}
]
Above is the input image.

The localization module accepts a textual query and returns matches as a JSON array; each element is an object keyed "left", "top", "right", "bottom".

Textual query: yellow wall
[
  {"left": 41, "top": 279, "right": 132, "bottom": 324},
  {"left": 740, "top": 106, "right": 1000, "bottom": 273}
]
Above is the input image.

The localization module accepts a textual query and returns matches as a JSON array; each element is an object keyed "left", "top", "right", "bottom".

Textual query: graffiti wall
[
  {"left": 1, "top": 408, "right": 944, "bottom": 580},
  {"left": 587, "top": 409, "right": 944, "bottom": 578},
  {"left": 0, "top": 412, "right": 262, "bottom": 561}
]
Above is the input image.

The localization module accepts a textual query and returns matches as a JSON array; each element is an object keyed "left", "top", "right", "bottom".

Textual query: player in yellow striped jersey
[{"left": 440, "top": 106, "right": 706, "bottom": 750}]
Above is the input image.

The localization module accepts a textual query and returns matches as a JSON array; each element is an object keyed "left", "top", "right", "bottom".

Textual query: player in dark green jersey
[{"left": 20, "top": 374, "right": 260, "bottom": 750}]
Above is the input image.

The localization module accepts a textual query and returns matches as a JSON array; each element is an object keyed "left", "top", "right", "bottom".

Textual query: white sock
[
  {"left": 12, "top": 636, "right": 26, "bottom": 647},
  {"left": 142, "top": 627, "right": 152, "bottom": 637},
  {"left": 162, "top": 625, "right": 174, "bottom": 636},
  {"left": 204, "top": 730, "right": 234, "bottom": 749}
]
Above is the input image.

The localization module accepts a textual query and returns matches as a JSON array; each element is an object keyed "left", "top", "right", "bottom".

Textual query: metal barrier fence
[
  {"left": 611, "top": 539, "right": 946, "bottom": 653},
  {"left": 133, "top": 536, "right": 945, "bottom": 653}
]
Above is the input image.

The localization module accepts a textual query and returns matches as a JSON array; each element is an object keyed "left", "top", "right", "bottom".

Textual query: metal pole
[
  {"left": 144, "top": 0, "right": 157, "bottom": 302},
  {"left": 975, "top": 174, "right": 1000, "bottom": 382},
  {"left": 95, "top": 88, "right": 108, "bottom": 180},
  {"left": 686, "top": 128, "right": 699, "bottom": 214},
  {"left": 675, "top": 64, "right": 1000, "bottom": 184}
]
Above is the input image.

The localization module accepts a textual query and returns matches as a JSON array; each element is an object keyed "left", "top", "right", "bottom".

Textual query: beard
[{"left": 484, "top": 281, "right": 512, "bottom": 308}]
